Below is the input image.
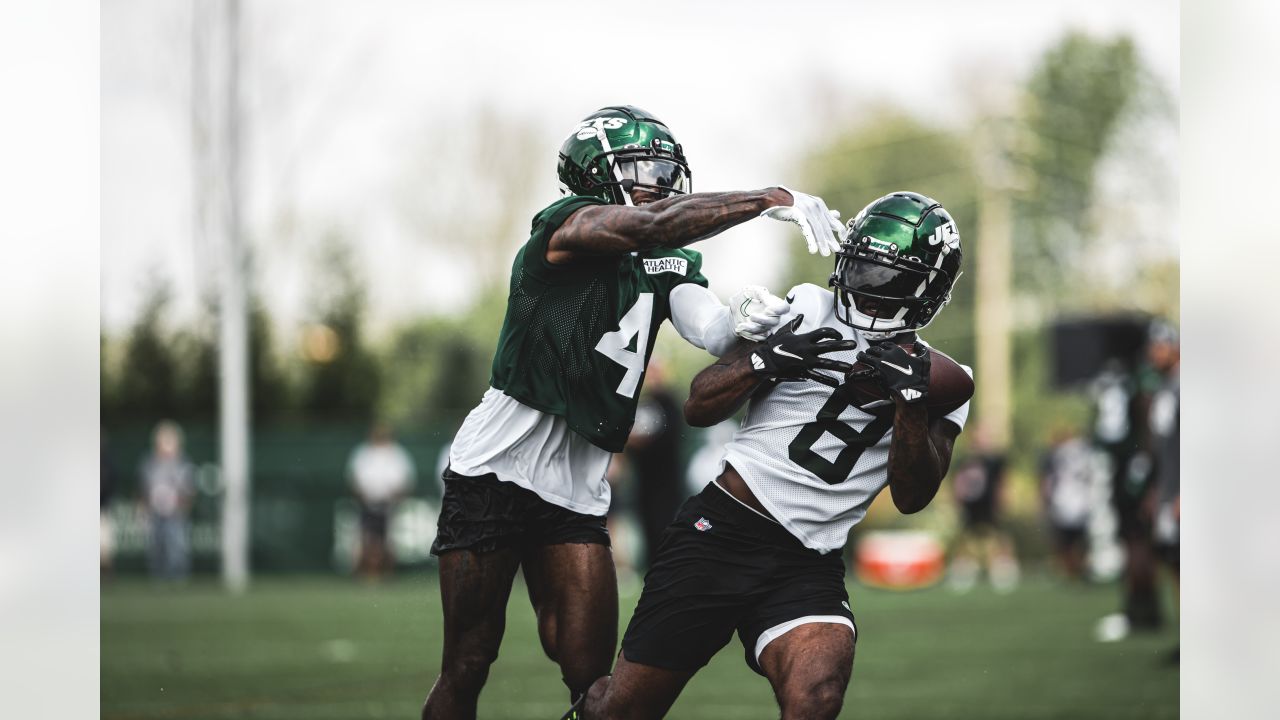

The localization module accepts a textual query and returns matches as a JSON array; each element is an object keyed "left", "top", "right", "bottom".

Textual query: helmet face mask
[
  {"left": 558, "top": 106, "right": 692, "bottom": 205},
  {"left": 830, "top": 191, "right": 962, "bottom": 336},
  {"left": 612, "top": 153, "right": 690, "bottom": 197}
]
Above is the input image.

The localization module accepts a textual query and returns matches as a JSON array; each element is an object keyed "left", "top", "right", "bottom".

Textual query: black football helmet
[{"left": 831, "top": 191, "right": 962, "bottom": 336}]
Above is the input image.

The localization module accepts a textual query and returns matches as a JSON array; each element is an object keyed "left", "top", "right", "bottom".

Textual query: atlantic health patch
[{"left": 642, "top": 257, "right": 688, "bottom": 276}]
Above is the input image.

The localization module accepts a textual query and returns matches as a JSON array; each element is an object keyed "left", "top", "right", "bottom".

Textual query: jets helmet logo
[
  {"left": 573, "top": 116, "right": 627, "bottom": 140},
  {"left": 928, "top": 221, "right": 960, "bottom": 253}
]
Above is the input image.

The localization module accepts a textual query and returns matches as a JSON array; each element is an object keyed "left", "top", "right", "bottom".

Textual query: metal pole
[
  {"left": 970, "top": 109, "right": 1019, "bottom": 452},
  {"left": 219, "top": 0, "right": 250, "bottom": 594}
]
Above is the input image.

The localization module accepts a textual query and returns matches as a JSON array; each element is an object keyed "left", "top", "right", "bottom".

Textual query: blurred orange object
[{"left": 855, "top": 531, "right": 946, "bottom": 590}]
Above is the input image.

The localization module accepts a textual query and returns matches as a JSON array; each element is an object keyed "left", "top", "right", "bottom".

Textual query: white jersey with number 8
[{"left": 718, "top": 283, "right": 971, "bottom": 554}]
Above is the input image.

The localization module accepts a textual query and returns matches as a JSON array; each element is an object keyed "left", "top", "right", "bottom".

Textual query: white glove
[
  {"left": 760, "top": 187, "right": 844, "bottom": 257},
  {"left": 728, "top": 285, "right": 791, "bottom": 342}
]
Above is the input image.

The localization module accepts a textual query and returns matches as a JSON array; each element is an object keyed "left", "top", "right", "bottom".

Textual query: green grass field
[{"left": 102, "top": 574, "right": 1177, "bottom": 719}]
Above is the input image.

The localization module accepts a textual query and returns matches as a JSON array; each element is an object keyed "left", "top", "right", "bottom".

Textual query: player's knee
[
  {"left": 443, "top": 647, "right": 500, "bottom": 691},
  {"left": 780, "top": 676, "right": 847, "bottom": 720}
]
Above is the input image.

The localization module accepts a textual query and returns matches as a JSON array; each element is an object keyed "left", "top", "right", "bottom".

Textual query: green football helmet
[
  {"left": 557, "top": 105, "right": 691, "bottom": 205},
  {"left": 830, "top": 191, "right": 963, "bottom": 336}
]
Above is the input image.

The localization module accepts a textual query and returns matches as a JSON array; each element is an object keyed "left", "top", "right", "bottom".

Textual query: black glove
[
  {"left": 750, "top": 315, "right": 858, "bottom": 387},
  {"left": 857, "top": 340, "right": 931, "bottom": 403}
]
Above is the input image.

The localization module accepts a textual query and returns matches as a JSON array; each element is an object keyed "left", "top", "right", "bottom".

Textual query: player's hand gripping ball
[
  {"left": 857, "top": 340, "right": 931, "bottom": 403},
  {"left": 840, "top": 339, "right": 974, "bottom": 415}
]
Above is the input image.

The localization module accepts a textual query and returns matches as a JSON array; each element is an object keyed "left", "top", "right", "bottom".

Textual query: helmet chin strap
[{"left": 851, "top": 302, "right": 908, "bottom": 338}]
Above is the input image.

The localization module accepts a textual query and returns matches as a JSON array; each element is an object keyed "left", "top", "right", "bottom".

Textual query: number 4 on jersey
[{"left": 594, "top": 293, "right": 654, "bottom": 398}]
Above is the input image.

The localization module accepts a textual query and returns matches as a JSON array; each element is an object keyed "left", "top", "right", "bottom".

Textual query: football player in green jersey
[{"left": 420, "top": 105, "right": 846, "bottom": 720}]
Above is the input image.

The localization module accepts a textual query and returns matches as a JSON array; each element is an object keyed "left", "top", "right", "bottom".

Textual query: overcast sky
[{"left": 101, "top": 0, "right": 1179, "bottom": 335}]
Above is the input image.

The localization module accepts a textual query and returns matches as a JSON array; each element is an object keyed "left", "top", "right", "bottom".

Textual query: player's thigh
[
  {"left": 522, "top": 493, "right": 616, "bottom": 653},
  {"left": 621, "top": 484, "right": 768, "bottom": 675},
  {"left": 523, "top": 542, "right": 618, "bottom": 655},
  {"left": 431, "top": 467, "right": 531, "bottom": 650},
  {"left": 758, "top": 622, "right": 856, "bottom": 715},
  {"left": 737, "top": 540, "right": 854, "bottom": 674},
  {"left": 587, "top": 653, "right": 697, "bottom": 720},
  {"left": 435, "top": 547, "right": 522, "bottom": 663}
]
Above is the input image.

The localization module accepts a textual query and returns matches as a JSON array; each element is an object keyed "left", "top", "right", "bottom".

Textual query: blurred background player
[
  {"left": 948, "top": 425, "right": 1020, "bottom": 593},
  {"left": 422, "top": 105, "right": 839, "bottom": 720},
  {"left": 623, "top": 358, "right": 687, "bottom": 570},
  {"left": 346, "top": 422, "right": 417, "bottom": 581},
  {"left": 1145, "top": 321, "right": 1179, "bottom": 662},
  {"left": 139, "top": 420, "right": 196, "bottom": 582},
  {"left": 1091, "top": 320, "right": 1168, "bottom": 640},
  {"left": 587, "top": 191, "right": 972, "bottom": 720},
  {"left": 101, "top": 432, "right": 119, "bottom": 579},
  {"left": 1039, "top": 425, "right": 1094, "bottom": 582}
]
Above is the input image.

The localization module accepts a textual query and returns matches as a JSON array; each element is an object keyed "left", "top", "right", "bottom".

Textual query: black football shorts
[
  {"left": 621, "top": 482, "right": 856, "bottom": 676},
  {"left": 430, "top": 467, "right": 609, "bottom": 555}
]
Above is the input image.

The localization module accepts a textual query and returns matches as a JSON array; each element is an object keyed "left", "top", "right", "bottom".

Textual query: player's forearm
[
  {"left": 684, "top": 343, "right": 763, "bottom": 427},
  {"left": 645, "top": 188, "right": 790, "bottom": 247},
  {"left": 886, "top": 401, "right": 945, "bottom": 514},
  {"left": 553, "top": 188, "right": 790, "bottom": 257}
]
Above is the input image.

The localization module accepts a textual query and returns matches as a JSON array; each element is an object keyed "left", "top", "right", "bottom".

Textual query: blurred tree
[
  {"left": 163, "top": 292, "right": 292, "bottom": 423},
  {"left": 100, "top": 331, "right": 119, "bottom": 421},
  {"left": 248, "top": 295, "right": 290, "bottom": 421},
  {"left": 299, "top": 232, "right": 380, "bottom": 422},
  {"left": 174, "top": 303, "right": 218, "bottom": 421},
  {"left": 1013, "top": 32, "right": 1147, "bottom": 296},
  {"left": 377, "top": 287, "right": 507, "bottom": 429},
  {"left": 396, "top": 105, "right": 547, "bottom": 291},
  {"left": 785, "top": 107, "right": 979, "bottom": 361},
  {"left": 114, "top": 278, "right": 182, "bottom": 421}
]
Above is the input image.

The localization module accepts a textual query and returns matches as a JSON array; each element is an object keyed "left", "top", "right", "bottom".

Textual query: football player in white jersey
[{"left": 583, "top": 192, "right": 973, "bottom": 720}]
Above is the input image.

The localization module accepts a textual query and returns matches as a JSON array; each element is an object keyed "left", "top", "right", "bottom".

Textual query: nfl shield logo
[{"left": 694, "top": 517, "right": 712, "bottom": 532}]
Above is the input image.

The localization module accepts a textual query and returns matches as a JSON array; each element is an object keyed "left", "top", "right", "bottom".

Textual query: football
[{"left": 841, "top": 340, "right": 974, "bottom": 417}]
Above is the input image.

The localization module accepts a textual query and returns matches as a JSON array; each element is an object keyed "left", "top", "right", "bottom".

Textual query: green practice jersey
[{"left": 490, "top": 195, "right": 709, "bottom": 452}]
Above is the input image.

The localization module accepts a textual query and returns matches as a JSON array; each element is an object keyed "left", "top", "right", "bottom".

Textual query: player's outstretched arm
[
  {"left": 669, "top": 284, "right": 790, "bottom": 358},
  {"left": 685, "top": 317, "right": 856, "bottom": 426},
  {"left": 547, "top": 187, "right": 842, "bottom": 263},
  {"left": 550, "top": 188, "right": 786, "bottom": 262},
  {"left": 684, "top": 340, "right": 766, "bottom": 427}
]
